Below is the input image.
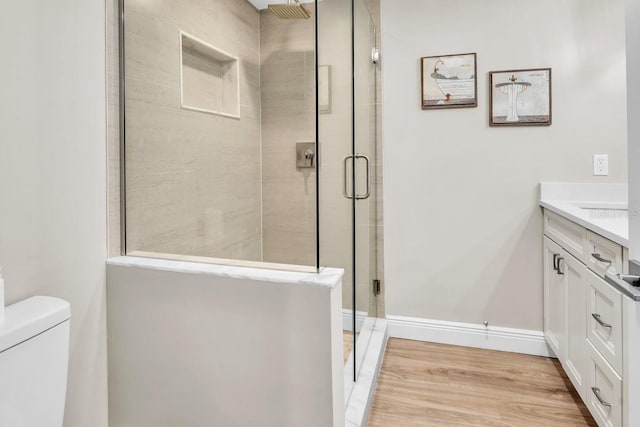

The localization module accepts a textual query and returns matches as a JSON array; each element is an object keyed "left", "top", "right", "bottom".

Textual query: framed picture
[
  {"left": 318, "top": 65, "right": 331, "bottom": 114},
  {"left": 489, "top": 68, "right": 552, "bottom": 126},
  {"left": 421, "top": 53, "right": 477, "bottom": 109}
]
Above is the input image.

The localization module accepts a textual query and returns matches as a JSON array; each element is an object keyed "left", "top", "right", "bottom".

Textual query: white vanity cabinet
[{"left": 543, "top": 209, "right": 627, "bottom": 427}]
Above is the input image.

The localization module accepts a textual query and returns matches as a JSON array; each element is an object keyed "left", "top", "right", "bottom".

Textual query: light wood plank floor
[
  {"left": 368, "top": 338, "right": 596, "bottom": 427},
  {"left": 344, "top": 331, "right": 353, "bottom": 363}
]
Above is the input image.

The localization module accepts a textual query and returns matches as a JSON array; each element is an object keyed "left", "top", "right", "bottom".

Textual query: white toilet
[{"left": 0, "top": 296, "right": 71, "bottom": 427}]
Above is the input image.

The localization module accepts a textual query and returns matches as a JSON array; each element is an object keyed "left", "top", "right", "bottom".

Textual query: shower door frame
[
  {"left": 118, "top": 0, "right": 126, "bottom": 256},
  {"left": 351, "top": 0, "right": 381, "bottom": 382}
]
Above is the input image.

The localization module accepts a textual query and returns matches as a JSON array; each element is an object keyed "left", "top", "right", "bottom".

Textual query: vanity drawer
[
  {"left": 586, "top": 270, "right": 623, "bottom": 375},
  {"left": 544, "top": 210, "right": 587, "bottom": 263},
  {"left": 585, "top": 231, "right": 623, "bottom": 278},
  {"left": 586, "top": 341, "right": 622, "bottom": 427}
]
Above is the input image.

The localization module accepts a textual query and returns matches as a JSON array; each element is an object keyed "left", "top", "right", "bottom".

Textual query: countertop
[{"left": 539, "top": 182, "right": 628, "bottom": 247}]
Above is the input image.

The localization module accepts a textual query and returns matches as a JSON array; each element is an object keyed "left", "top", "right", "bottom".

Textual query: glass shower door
[
  {"left": 317, "top": 0, "right": 356, "bottom": 374},
  {"left": 317, "top": 0, "right": 379, "bottom": 382},
  {"left": 352, "top": 0, "right": 380, "bottom": 377},
  {"left": 354, "top": 0, "right": 379, "bottom": 317}
]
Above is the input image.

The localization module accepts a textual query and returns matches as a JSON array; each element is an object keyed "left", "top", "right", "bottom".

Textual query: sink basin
[
  {"left": 569, "top": 202, "right": 628, "bottom": 209},
  {"left": 581, "top": 207, "right": 628, "bottom": 219},
  {"left": 568, "top": 202, "right": 629, "bottom": 219}
]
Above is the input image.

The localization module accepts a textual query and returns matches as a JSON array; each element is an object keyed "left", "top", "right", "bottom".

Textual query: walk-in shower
[{"left": 119, "top": 0, "right": 382, "bottom": 385}]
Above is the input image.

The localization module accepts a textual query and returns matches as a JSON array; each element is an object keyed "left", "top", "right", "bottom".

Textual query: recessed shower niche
[{"left": 179, "top": 31, "right": 240, "bottom": 118}]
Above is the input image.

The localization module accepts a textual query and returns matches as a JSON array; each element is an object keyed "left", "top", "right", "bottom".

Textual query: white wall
[
  {"left": 627, "top": 0, "right": 640, "bottom": 259},
  {"left": 106, "top": 259, "right": 344, "bottom": 427},
  {"left": 381, "top": 0, "right": 628, "bottom": 330},
  {"left": 0, "top": 2, "right": 108, "bottom": 427}
]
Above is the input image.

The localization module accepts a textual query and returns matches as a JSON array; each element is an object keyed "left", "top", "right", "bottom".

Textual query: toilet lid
[{"left": 0, "top": 296, "right": 70, "bottom": 353}]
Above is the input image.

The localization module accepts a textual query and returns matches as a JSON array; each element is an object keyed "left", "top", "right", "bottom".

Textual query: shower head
[{"left": 268, "top": 0, "right": 311, "bottom": 20}]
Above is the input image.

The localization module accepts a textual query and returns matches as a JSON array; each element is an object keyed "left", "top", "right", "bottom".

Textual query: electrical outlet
[{"left": 593, "top": 154, "right": 609, "bottom": 176}]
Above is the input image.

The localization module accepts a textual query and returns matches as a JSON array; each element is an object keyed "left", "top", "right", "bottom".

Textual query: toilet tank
[{"left": 0, "top": 296, "right": 71, "bottom": 427}]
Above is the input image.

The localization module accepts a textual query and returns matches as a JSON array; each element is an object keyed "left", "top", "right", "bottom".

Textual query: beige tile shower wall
[
  {"left": 107, "top": 0, "right": 121, "bottom": 258},
  {"left": 124, "top": 0, "right": 263, "bottom": 261},
  {"left": 260, "top": 10, "right": 317, "bottom": 266}
]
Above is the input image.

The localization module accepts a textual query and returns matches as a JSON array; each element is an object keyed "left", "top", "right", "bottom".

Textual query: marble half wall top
[{"left": 107, "top": 256, "right": 343, "bottom": 289}]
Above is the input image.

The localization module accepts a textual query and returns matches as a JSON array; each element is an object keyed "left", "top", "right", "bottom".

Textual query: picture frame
[
  {"left": 318, "top": 65, "right": 331, "bottom": 114},
  {"left": 489, "top": 68, "right": 552, "bottom": 126},
  {"left": 420, "top": 53, "right": 477, "bottom": 109}
]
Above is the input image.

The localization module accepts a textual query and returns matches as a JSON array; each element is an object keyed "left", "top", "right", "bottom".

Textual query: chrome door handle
[
  {"left": 591, "top": 387, "right": 613, "bottom": 408},
  {"left": 591, "top": 253, "right": 613, "bottom": 265},
  {"left": 592, "top": 313, "right": 612, "bottom": 328},
  {"left": 553, "top": 254, "right": 560, "bottom": 272},
  {"left": 354, "top": 154, "right": 370, "bottom": 200},
  {"left": 343, "top": 154, "right": 371, "bottom": 200},
  {"left": 343, "top": 155, "right": 354, "bottom": 199}
]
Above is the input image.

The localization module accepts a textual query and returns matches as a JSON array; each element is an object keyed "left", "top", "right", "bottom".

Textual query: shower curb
[{"left": 344, "top": 318, "right": 388, "bottom": 427}]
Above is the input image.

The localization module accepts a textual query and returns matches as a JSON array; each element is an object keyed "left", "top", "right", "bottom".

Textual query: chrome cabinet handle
[
  {"left": 557, "top": 257, "right": 565, "bottom": 275},
  {"left": 592, "top": 313, "right": 612, "bottom": 328},
  {"left": 591, "top": 387, "right": 613, "bottom": 408},
  {"left": 591, "top": 253, "right": 613, "bottom": 265},
  {"left": 553, "top": 254, "right": 560, "bottom": 272}
]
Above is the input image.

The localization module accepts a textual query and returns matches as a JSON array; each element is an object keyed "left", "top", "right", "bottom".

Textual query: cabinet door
[
  {"left": 544, "top": 237, "right": 565, "bottom": 360},
  {"left": 586, "top": 270, "right": 623, "bottom": 375},
  {"left": 586, "top": 340, "right": 622, "bottom": 427},
  {"left": 561, "top": 250, "right": 588, "bottom": 400}
]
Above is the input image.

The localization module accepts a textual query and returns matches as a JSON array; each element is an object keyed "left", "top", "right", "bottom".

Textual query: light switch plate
[{"left": 593, "top": 154, "right": 609, "bottom": 176}]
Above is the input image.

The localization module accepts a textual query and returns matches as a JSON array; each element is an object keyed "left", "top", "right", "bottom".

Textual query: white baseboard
[
  {"left": 343, "top": 309, "right": 367, "bottom": 332},
  {"left": 386, "top": 315, "right": 553, "bottom": 358}
]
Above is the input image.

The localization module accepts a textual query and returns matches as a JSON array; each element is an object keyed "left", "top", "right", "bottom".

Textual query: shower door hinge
[{"left": 373, "top": 279, "right": 381, "bottom": 296}]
